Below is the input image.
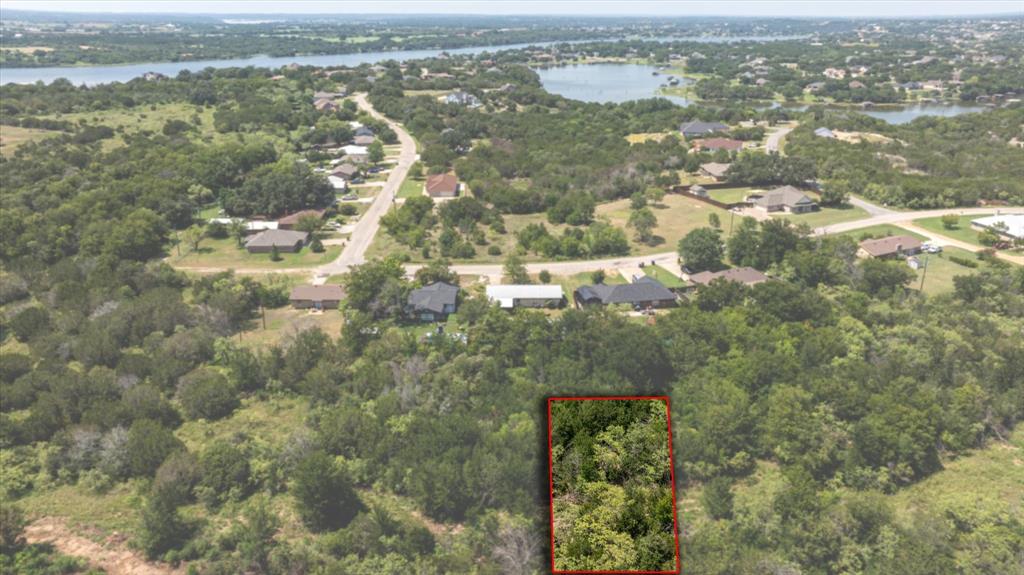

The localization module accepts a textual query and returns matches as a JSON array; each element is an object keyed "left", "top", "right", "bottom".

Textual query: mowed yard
[{"left": 167, "top": 236, "right": 340, "bottom": 269}]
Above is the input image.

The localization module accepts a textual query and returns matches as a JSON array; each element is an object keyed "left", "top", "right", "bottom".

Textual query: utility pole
[{"left": 918, "top": 254, "right": 930, "bottom": 293}]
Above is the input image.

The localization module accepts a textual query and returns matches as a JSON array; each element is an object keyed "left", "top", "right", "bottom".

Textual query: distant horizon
[{"left": 3, "top": 1, "right": 1023, "bottom": 19}]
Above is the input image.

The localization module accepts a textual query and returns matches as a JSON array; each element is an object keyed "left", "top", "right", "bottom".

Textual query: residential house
[
  {"left": 289, "top": 284, "right": 345, "bottom": 310},
  {"left": 746, "top": 186, "right": 818, "bottom": 214},
  {"left": 445, "top": 91, "right": 482, "bottom": 107},
  {"left": 331, "top": 163, "right": 360, "bottom": 180},
  {"left": 692, "top": 137, "right": 743, "bottom": 152},
  {"left": 857, "top": 235, "right": 923, "bottom": 259},
  {"left": 244, "top": 229, "right": 309, "bottom": 253},
  {"left": 574, "top": 276, "right": 677, "bottom": 309},
  {"left": 407, "top": 282, "right": 459, "bottom": 321},
  {"left": 971, "top": 214, "right": 1024, "bottom": 241},
  {"left": 208, "top": 218, "right": 278, "bottom": 234},
  {"left": 699, "top": 162, "right": 731, "bottom": 180},
  {"left": 688, "top": 267, "right": 768, "bottom": 287},
  {"left": 327, "top": 176, "right": 348, "bottom": 190},
  {"left": 277, "top": 209, "right": 326, "bottom": 230},
  {"left": 679, "top": 120, "right": 729, "bottom": 138},
  {"left": 353, "top": 134, "right": 375, "bottom": 146},
  {"left": 425, "top": 173, "right": 460, "bottom": 198},
  {"left": 805, "top": 81, "right": 826, "bottom": 93},
  {"left": 313, "top": 98, "right": 340, "bottom": 112},
  {"left": 343, "top": 153, "right": 369, "bottom": 165},
  {"left": 486, "top": 285, "right": 565, "bottom": 309},
  {"left": 354, "top": 126, "right": 375, "bottom": 137},
  {"left": 848, "top": 80, "right": 866, "bottom": 89},
  {"left": 689, "top": 185, "right": 709, "bottom": 198},
  {"left": 823, "top": 67, "right": 847, "bottom": 79},
  {"left": 814, "top": 127, "right": 835, "bottom": 139}
]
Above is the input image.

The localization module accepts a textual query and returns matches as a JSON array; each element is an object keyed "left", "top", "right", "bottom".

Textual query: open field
[
  {"left": 167, "top": 237, "right": 340, "bottom": 269},
  {"left": 0, "top": 125, "right": 63, "bottom": 155},
  {"left": 598, "top": 193, "right": 729, "bottom": 256},
  {"left": 889, "top": 427, "right": 1023, "bottom": 523},
  {"left": 16, "top": 482, "right": 145, "bottom": 537}
]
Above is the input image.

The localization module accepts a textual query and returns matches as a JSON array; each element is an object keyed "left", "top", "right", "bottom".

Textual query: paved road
[
  {"left": 765, "top": 124, "right": 795, "bottom": 153},
  {"left": 315, "top": 93, "right": 418, "bottom": 278}
]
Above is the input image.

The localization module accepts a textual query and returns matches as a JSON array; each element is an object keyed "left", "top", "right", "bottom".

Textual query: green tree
[
  {"left": 0, "top": 504, "right": 26, "bottom": 554},
  {"left": 198, "top": 441, "right": 251, "bottom": 508},
  {"left": 292, "top": 451, "right": 363, "bottom": 531},
  {"left": 368, "top": 141, "right": 385, "bottom": 165},
  {"left": 702, "top": 476, "right": 734, "bottom": 520},
  {"left": 628, "top": 207, "right": 658, "bottom": 244},
  {"left": 139, "top": 484, "right": 192, "bottom": 559},
  {"left": 941, "top": 214, "right": 960, "bottom": 230},
  {"left": 678, "top": 227, "right": 724, "bottom": 272},
  {"left": 126, "top": 419, "right": 184, "bottom": 477},
  {"left": 177, "top": 368, "right": 239, "bottom": 421},
  {"left": 504, "top": 254, "right": 530, "bottom": 284}
]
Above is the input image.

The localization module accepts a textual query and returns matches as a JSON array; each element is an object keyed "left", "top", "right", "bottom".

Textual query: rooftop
[
  {"left": 408, "top": 281, "right": 459, "bottom": 313},
  {"left": 689, "top": 267, "right": 769, "bottom": 286},
  {"left": 858, "top": 235, "right": 923, "bottom": 257},
  {"left": 290, "top": 284, "right": 345, "bottom": 301},
  {"left": 971, "top": 213, "right": 1024, "bottom": 239}
]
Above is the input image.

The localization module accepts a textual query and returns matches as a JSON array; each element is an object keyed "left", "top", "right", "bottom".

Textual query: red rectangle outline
[{"left": 547, "top": 395, "right": 681, "bottom": 574}]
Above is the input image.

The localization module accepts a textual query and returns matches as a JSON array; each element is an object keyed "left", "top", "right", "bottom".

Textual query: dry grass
[
  {"left": 0, "top": 125, "right": 62, "bottom": 155},
  {"left": 597, "top": 193, "right": 729, "bottom": 255}
]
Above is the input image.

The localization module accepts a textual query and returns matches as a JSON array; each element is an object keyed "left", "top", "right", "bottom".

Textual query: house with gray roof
[
  {"left": 574, "top": 276, "right": 677, "bottom": 309},
  {"left": 688, "top": 267, "right": 768, "bottom": 287},
  {"left": 679, "top": 121, "right": 729, "bottom": 137},
  {"left": 746, "top": 186, "right": 818, "bottom": 214},
  {"left": 407, "top": 282, "right": 459, "bottom": 321},
  {"left": 814, "top": 127, "right": 835, "bottom": 139},
  {"left": 244, "top": 229, "right": 309, "bottom": 253}
]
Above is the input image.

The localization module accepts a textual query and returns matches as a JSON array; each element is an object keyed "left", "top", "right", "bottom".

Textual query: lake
[
  {"left": 534, "top": 63, "right": 693, "bottom": 106},
  {"left": 535, "top": 64, "right": 989, "bottom": 123},
  {"left": 0, "top": 35, "right": 805, "bottom": 86}
]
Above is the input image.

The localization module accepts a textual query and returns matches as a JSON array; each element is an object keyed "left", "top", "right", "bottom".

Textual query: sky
[{"left": 3, "top": 1, "right": 1023, "bottom": 18}]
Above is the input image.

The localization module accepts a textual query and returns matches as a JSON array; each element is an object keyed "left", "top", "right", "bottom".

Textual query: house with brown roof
[
  {"left": 699, "top": 162, "right": 731, "bottom": 180},
  {"left": 331, "top": 163, "right": 360, "bottom": 180},
  {"left": 425, "top": 173, "right": 460, "bottom": 198},
  {"left": 746, "top": 186, "right": 818, "bottom": 214},
  {"left": 289, "top": 284, "right": 345, "bottom": 310},
  {"left": 244, "top": 229, "right": 309, "bottom": 253},
  {"left": 313, "top": 98, "right": 340, "bottom": 112},
  {"left": 688, "top": 267, "right": 769, "bottom": 287},
  {"left": 857, "top": 235, "right": 923, "bottom": 259},
  {"left": 692, "top": 138, "right": 744, "bottom": 152},
  {"left": 277, "top": 209, "right": 326, "bottom": 230}
]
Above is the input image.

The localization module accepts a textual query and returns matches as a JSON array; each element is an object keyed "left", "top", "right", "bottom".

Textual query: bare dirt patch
[{"left": 25, "top": 517, "right": 186, "bottom": 575}]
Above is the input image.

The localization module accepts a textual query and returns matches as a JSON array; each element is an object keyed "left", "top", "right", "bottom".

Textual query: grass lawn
[
  {"left": 707, "top": 186, "right": 756, "bottom": 204},
  {"left": 555, "top": 270, "right": 626, "bottom": 300},
  {"left": 912, "top": 216, "right": 1001, "bottom": 249},
  {"left": 626, "top": 132, "right": 674, "bottom": 144},
  {"left": 836, "top": 223, "right": 927, "bottom": 242},
  {"left": 773, "top": 203, "right": 869, "bottom": 229},
  {"left": 598, "top": 194, "right": 729, "bottom": 256},
  {"left": 912, "top": 247, "right": 984, "bottom": 295},
  {"left": 42, "top": 102, "right": 226, "bottom": 151},
  {"left": 644, "top": 265, "right": 686, "bottom": 288},
  {"left": 167, "top": 237, "right": 340, "bottom": 269},
  {"left": 398, "top": 175, "right": 426, "bottom": 198},
  {"left": 0, "top": 125, "right": 62, "bottom": 155}
]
